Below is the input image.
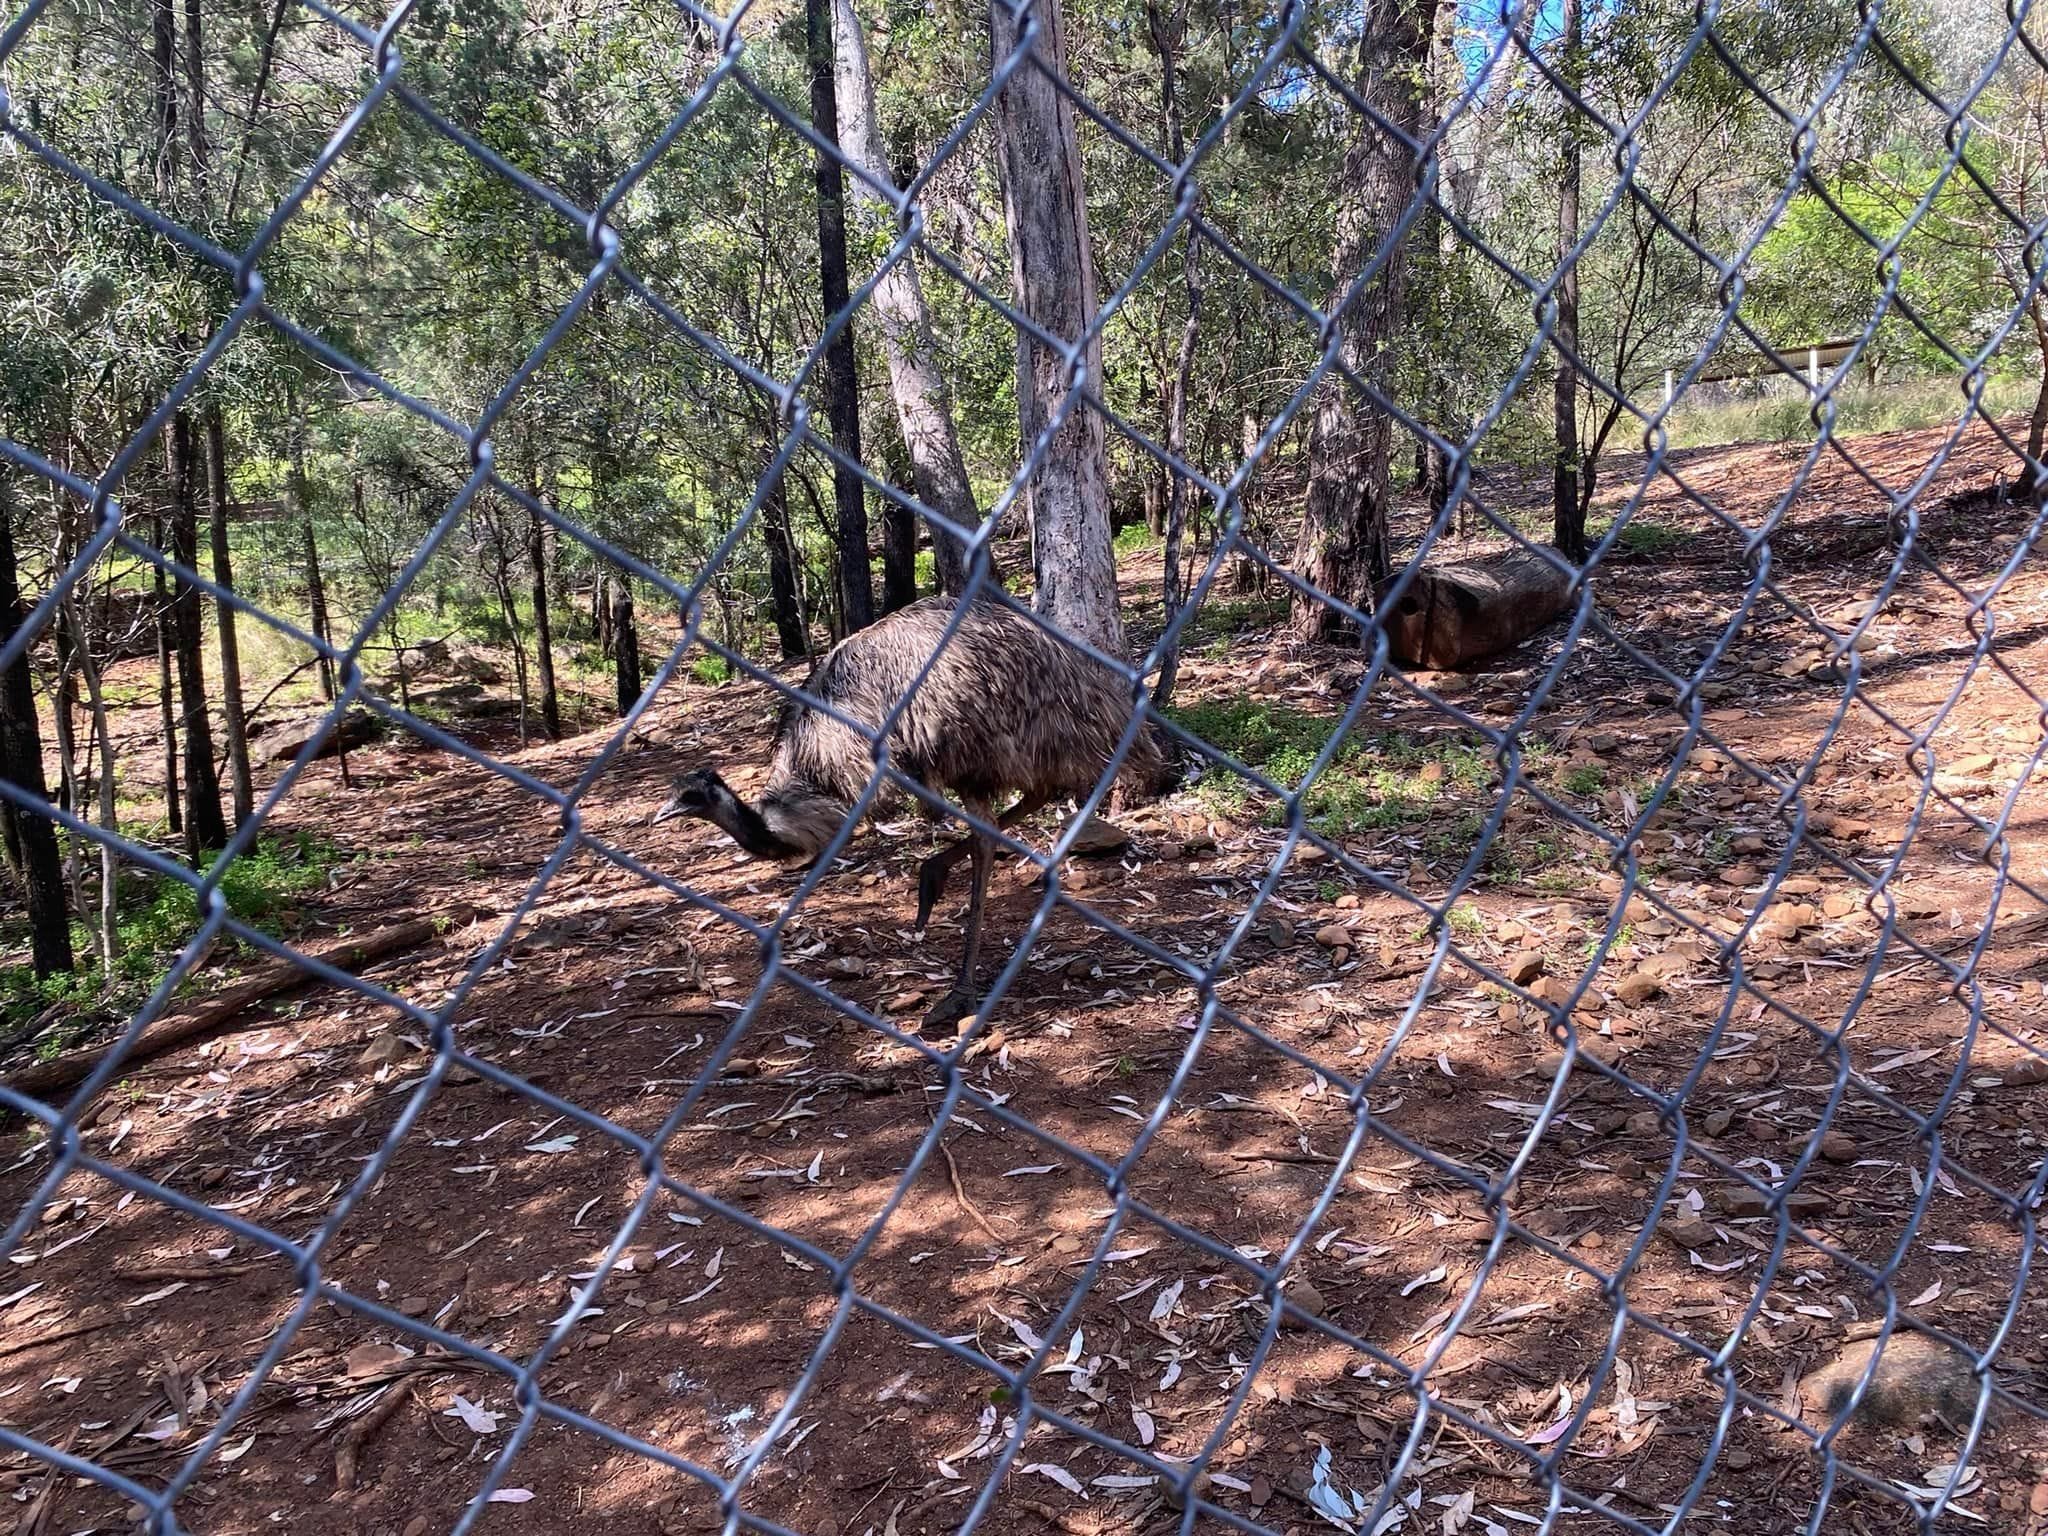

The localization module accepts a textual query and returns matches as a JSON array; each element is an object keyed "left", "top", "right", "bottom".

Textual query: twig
[
  {"left": 925, "top": 1105, "right": 1005, "bottom": 1242},
  {"left": 0, "top": 1316, "right": 117, "bottom": 1359},
  {"left": 1228, "top": 1149, "right": 1339, "bottom": 1166},
  {"left": 332, "top": 1379, "right": 414, "bottom": 1494}
]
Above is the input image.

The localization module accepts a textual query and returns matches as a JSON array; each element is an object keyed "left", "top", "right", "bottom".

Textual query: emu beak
[{"left": 652, "top": 796, "right": 682, "bottom": 826}]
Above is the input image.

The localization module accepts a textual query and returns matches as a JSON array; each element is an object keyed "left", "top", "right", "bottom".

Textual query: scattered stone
[
  {"left": 1266, "top": 917, "right": 1296, "bottom": 949},
  {"left": 1624, "top": 1110, "right": 1661, "bottom": 1138},
  {"left": 884, "top": 991, "right": 927, "bottom": 1014},
  {"left": 1743, "top": 1115, "right": 1783, "bottom": 1144},
  {"left": 1658, "top": 1216, "right": 1715, "bottom": 1250},
  {"left": 1284, "top": 1279, "right": 1326, "bottom": 1325},
  {"left": 1313, "top": 923, "right": 1355, "bottom": 951},
  {"left": 825, "top": 955, "right": 869, "bottom": 979},
  {"left": 1065, "top": 817, "right": 1130, "bottom": 857},
  {"left": 1762, "top": 902, "right": 1819, "bottom": 930},
  {"left": 1809, "top": 810, "right": 1873, "bottom": 840},
  {"left": 2000, "top": 1057, "right": 2048, "bottom": 1087},
  {"left": 397, "top": 1296, "right": 433, "bottom": 1318},
  {"left": 403, "top": 1518, "right": 430, "bottom": 1536},
  {"left": 359, "top": 1032, "right": 409, "bottom": 1066},
  {"left": 1613, "top": 969, "right": 1661, "bottom": 1007},
  {"left": 1822, "top": 890, "right": 1861, "bottom": 920},
  {"left": 1702, "top": 1109, "right": 1734, "bottom": 1137},
  {"left": 1506, "top": 952, "right": 1545, "bottom": 987},
  {"left": 1722, "top": 1449, "right": 1753, "bottom": 1470},
  {"left": 1777, "top": 876, "right": 1822, "bottom": 896},
  {"left": 1818, "top": 1130, "right": 1857, "bottom": 1163},
  {"left": 1800, "top": 1331, "right": 1984, "bottom": 1430}
]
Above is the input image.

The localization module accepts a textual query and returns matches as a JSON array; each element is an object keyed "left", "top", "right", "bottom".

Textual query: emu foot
[{"left": 922, "top": 988, "right": 979, "bottom": 1035}]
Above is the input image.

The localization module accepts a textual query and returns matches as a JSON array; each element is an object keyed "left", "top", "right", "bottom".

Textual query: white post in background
[
  {"left": 1663, "top": 368, "right": 1674, "bottom": 409},
  {"left": 1808, "top": 346, "right": 1820, "bottom": 390}
]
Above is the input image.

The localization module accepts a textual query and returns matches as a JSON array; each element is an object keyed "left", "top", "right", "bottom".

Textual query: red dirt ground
[{"left": 4, "top": 415, "right": 2048, "bottom": 1536}]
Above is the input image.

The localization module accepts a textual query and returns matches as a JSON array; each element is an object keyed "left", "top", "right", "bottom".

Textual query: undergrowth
[{"left": 0, "top": 832, "right": 344, "bottom": 1056}]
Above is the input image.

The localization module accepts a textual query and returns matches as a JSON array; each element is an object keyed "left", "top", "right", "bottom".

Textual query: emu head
[{"left": 653, "top": 767, "right": 732, "bottom": 826}]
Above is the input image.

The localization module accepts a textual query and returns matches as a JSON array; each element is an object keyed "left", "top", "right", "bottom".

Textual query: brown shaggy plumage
[{"left": 656, "top": 595, "right": 1182, "bottom": 1027}]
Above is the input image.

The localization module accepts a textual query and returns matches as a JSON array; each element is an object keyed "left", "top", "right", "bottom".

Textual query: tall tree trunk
[
  {"left": 150, "top": 0, "right": 177, "bottom": 201},
  {"left": 990, "top": 0, "right": 1124, "bottom": 656},
  {"left": 611, "top": 578, "right": 641, "bottom": 715},
  {"left": 289, "top": 396, "right": 336, "bottom": 701},
  {"left": 1289, "top": 0, "right": 1429, "bottom": 641},
  {"left": 881, "top": 501, "right": 917, "bottom": 611},
  {"left": 152, "top": 512, "right": 182, "bottom": 837},
  {"left": 0, "top": 486, "right": 73, "bottom": 978},
  {"left": 168, "top": 411, "right": 227, "bottom": 860},
  {"left": 1417, "top": 0, "right": 1459, "bottom": 527},
  {"left": 181, "top": 0, "right": 207, "bottom": 202},
  {"left": 59, "top": 590, "right": 120, "bottom": 973},
  {"left": 832, "top": 0, "right": 981, "bottom": 595},
  {"left": 1149, "top": 0, "right": 1200, "bottom": 707},
  {"left": 491, "top": 531, "right": 531, "bottom": 748},
  {"left": 205, "top": 406, "right": 252, "bottom": 825},
  {"left": 763, "top": 469, "right": 810, "bottom": 660},
  {"left": 1550, "top": 0, "right": 1586, "bottom": 564},
  {"left": 809, "top": 0, "right": 873, "bottom": 632},
  {"left": 527, "top": 505, "right": 561, "bottom": 739}
]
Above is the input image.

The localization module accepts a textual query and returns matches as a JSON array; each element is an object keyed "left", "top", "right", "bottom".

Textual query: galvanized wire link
[{"left": 2, "top": 0, "right": 2046, "bottom": 1532}]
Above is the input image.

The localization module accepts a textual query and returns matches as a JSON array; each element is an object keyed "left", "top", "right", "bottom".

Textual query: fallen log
[
  {"left": 1377, "top": 545, "right": 1574, "bottom": 670},
  {"left": 3, "top": 909, "right": 479, "bottom": 1102}
]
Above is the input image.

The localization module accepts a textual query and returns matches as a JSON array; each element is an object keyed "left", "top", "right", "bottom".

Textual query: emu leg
[
  {"left": 915, "top": 791, "right": 1052, "bottom": 930},
  {"left": 925, "top": 819, "right": 996, "bottom": 1033}
]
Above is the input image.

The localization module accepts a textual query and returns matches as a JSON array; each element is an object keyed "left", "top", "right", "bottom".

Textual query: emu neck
[{"left": 704, "top": 791, "right": 806, "bottom": 861}]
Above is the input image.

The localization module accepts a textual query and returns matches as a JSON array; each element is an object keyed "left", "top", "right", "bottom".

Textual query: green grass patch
[
  {"left": 689, "top": 653, "right": 735, "bottom": 687},
  {"left": 0, "top": 832, "right": 346, "bottom": 1054},
  {"left": 1167, "top": 696, "right": 1497, "bottom": 836},
  {"left": 1113, "top": 522, "right": 1161, "bottom": 556}
]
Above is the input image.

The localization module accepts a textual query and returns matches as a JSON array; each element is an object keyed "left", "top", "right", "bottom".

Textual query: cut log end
[{"left": 1378, "top": 546, "right": 1575, "bottom": 671}]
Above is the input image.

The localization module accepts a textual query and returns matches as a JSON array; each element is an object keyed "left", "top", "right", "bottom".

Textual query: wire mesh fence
[{"left": 2, "top": 0, "right": 2047, "bottom": 1532}]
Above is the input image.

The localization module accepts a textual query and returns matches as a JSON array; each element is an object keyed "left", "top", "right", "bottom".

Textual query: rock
[
  {"left": 1743, "top": 1115, "right": 1782, "bottom": 1144},
  {"left": 1818, "top": 1130, "right": 1857, "bottom": 1163},
  {"left": 1777, "top": 876, "right": 1821, "bottom": 896},
  {"left": 884, "top": 990, "right": 926, "bottom": 1014},
  {"left": 1313, "top": 923, "right": 1355, "bottom": 950},
  {"left": 1762, "top": 902, "right": 1819, "bottom": 930},
  {"left": 1657, "top": 1216, "right": 1715, "bottom": 1250},
  {"left": 1801, "top": 1331, "right": 1983, "bottom": 1430},
  {"left": 1809, "top": 810, "right": 1873, "bottom": 839},
  {"left": 1702, "top": 1109, "right": 1734, "bottom": 1137},
  {"left": 1506, "top": 952, "right": 1545, "bottom": 987},
  {"left": 825, "top": 955, "right": 869, "bottom": 979},
  {"left": 359, "top": 1031, "right": 409, "bottom": 1066},
  {"left": 403, "top": 1519, "right": 430, "bottom": 1536},
  {"left": 2001, "top": 1057, "right": 2048, "bottom": 1087},
  {"left": 1624, "top": 1110, "right": 1660, "bottom": 1137},
  {"left": 1065, "top": 816, "right": 1130, "bottom": 857},
  {"left": 346, "top": 1342, "right": 414, "bottom": 1379},
  {"left": 1586, "top": 730, "right": 1621, "bottom": 754},
  {"left": 1822, "top": 891, "right": 1861, "bottom": 920},
  {"left": 397, "top": 1296, "right": 433, "bottom": 1317},
  {"left": 1613, "top": 969, "right": 1661, "bottom": 1007},
  {"left": 1266, "top": 917, "right": 1296, "bottom": 949},
  {"left": 257, "top": 709, "right": 383, "bottom": 764},
  {"left": 1284, "top": 1279, "right": 1326, "bottom": 1325}
]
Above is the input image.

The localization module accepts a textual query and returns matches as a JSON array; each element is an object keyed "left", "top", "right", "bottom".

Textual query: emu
[{"left": 654, "top": 595, "right": 1179, "bottom": 1030}]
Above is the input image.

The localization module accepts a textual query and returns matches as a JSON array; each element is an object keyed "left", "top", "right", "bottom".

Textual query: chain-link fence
[{"left": 2, "top": 0, "right": 2047, "bottom": 1532}]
